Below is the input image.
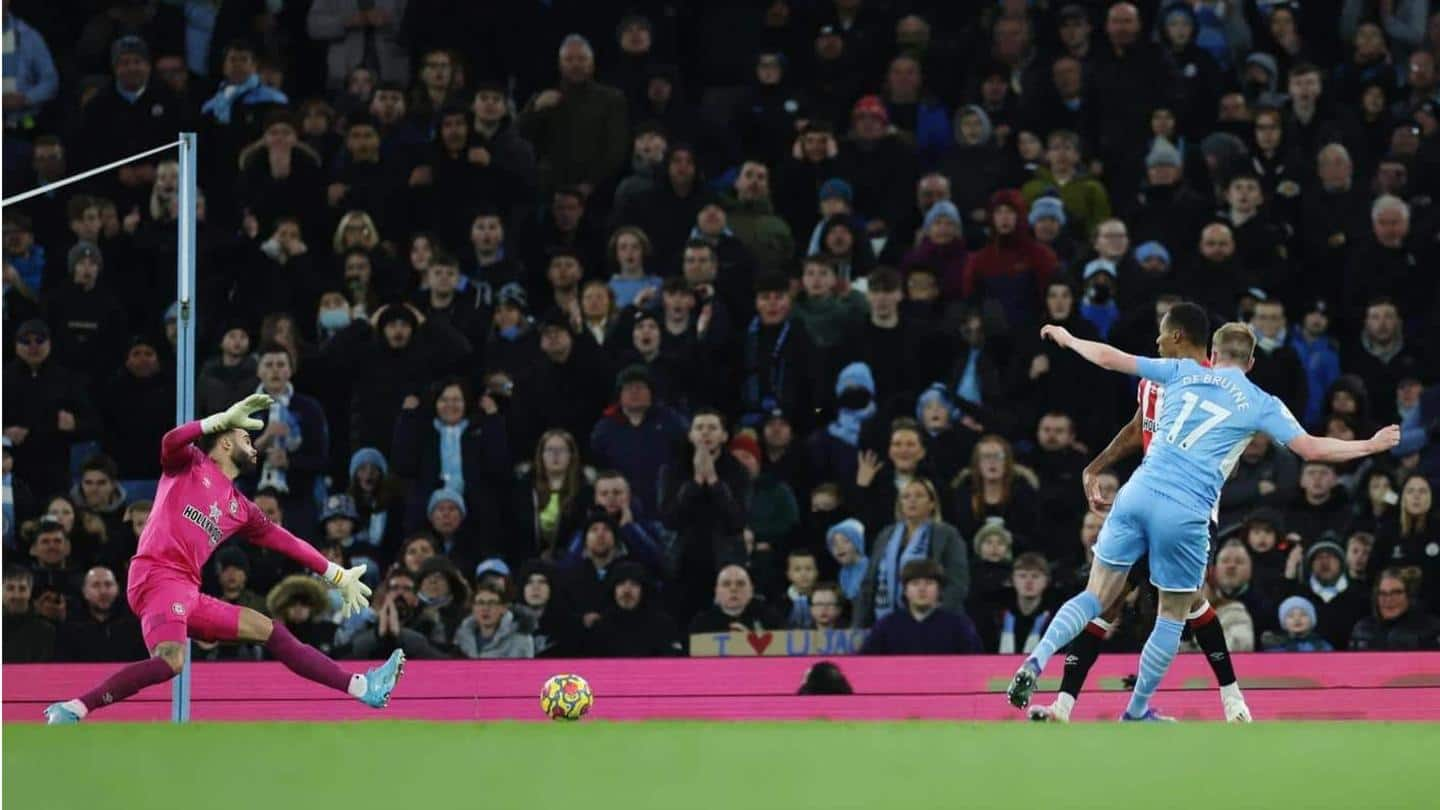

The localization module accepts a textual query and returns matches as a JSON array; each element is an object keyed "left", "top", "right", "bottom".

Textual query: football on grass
[{"left": 540, "top": 674, "right": 593, "bottom": 721}]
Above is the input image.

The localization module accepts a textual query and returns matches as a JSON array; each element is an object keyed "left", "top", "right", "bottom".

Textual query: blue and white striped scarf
[
  {"left": 434, "top": 418, "right": 469, "bottom": 493},
  {"left": 874, "top": 522, "right": 931, "bottom": 621}
]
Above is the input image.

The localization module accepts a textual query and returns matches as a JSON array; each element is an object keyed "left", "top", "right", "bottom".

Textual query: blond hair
[{"left": 1212, "top": 322, "right": 1256, "bottom": 364}]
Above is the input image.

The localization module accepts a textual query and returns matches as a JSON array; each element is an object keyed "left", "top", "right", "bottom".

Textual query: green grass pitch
[{"left": 6, "top": 721, "right": 1437, "bottom": 809}]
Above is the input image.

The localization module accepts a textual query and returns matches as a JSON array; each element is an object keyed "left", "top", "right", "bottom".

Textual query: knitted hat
[
  {"left": 349, "top": 447, "right": 388, "bottom": 479},
  {"left": 68, "top": 241, "right": 102, "bottom": 273},
  {"left": 1135, "top": 241, "right": 1172, "bottom": 266},
  {"left": 1083, "top": 258, "right": 1117, "bottom": 280},
  {"left": 320, "top": 493, "right": 359, "bottom": 524},
  {"left": 972, "top": 519, "right": 1014, "bottom": 558},
  {"left": 728, "top": 430, "right": 762, "bottom": 462},
  {"left": 1245, "top": 52, "right": 1279, "bottom": 80},
  {"left": 110, "top": 35, "right": 149, "bottom": 67},
  {"left": 922, "top": 200, "right": 962, "bottom": 231},
  {"left": 615, "top": 363, "right": 653, "bottom": 393},
  {"left": 497, "top": 282, "right": 528, "bottom": 311},
  {"left": 852, "top": 95, "right": 889, "bottom": 124},
  {"left": 474, "top": 557, "right": 511, "bottom": 581},
  {"left": 1146, "top": 138, "right": 1183, "bottom": 169},
  {"left": 818, "top": 178, "right": 854, "bottom": 204},
  {"left": 427, "top": 488, "right": 467, "bottom": 519},
  {"left": 1278, "top": 595, "right": 1317, "bottom": 629},
  {"left": 916, "top": 383, "right": 960, "bottom": 423},
  {"left": 834, "top": 361, "right": 876, "bottom": 397},
  {"left": 826, "top": 518, "right": 865, "bottom": 556},
  {"left": 1028, "top": 196, "right": 1067, "bottom": 226},
  {"left": 1304, "top": 537, "right": 1346, "bottom": 571}
]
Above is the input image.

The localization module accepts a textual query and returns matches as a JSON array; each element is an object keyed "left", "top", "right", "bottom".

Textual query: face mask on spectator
[{"left": 319, "top": 308, "right": 350, "bottom": 330}]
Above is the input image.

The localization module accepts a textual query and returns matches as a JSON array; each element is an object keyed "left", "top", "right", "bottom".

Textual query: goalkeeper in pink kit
[{"left": 45, "top": 395, "right": 405, "bottom": 724}]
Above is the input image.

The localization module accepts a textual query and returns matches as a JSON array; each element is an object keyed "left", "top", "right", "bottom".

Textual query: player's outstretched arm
[
  {"left": 1288, "top": 425, "right": 1401, "bottom": 464},
  {"left": 246, "top": 512, "right": 372, "bottom": 617},
  {"left": 1039, "top": 325, "right": 1138, "bottom": 376},
  {"left": 1082, "top": 407, "right": 1143, "bottom": 513}
]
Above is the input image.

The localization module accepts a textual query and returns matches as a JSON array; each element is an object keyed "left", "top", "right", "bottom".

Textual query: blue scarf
[
  {"left": 434, "top": 418, "right": 469, "bottom": 493},
  {"left": 838, "top": 558, "right": 868, "bottom": 601},
  {"left": 743, "top": 317, "right": 790, "bottom": 415},
  {"left": 827, "top": 400, "right": 875, "bottom": 447},
  {"left": 874, "top": 522, "right": 932, "bottom": 621},
  {"left": 956, "top": 348, "right": 982, "bottom": 404},
  {"left": 2, "top": 471, "right": 14, "bottom": 549},
  {"left": 999, "top": 609, "right": 1051, "bottom": 654},
  {"left": 201, "top": 73, "right": 286, "bottom": 124},
  {"left": 256, "top": 384, "right": 302, "bottom": 494},
  {"left": 787, "top": 586, "right": 812, "bottom": 628}
]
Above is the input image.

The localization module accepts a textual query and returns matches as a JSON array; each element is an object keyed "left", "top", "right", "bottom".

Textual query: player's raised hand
[
  {"left": 203, "top": 393, "right": 275, "bottom": 434},
  {"left": 1371, "top": 424, "right": 1401, "bottom": 452},
  {"left": 1039, "top": 324, "right": 1073, "bottom": 348},
  {"left": 331, "top": 563, "right": 373, "bottom": 619}
]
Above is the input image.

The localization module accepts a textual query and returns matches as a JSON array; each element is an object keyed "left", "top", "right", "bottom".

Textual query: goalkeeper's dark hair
[
  {"left": 197, "top": 430, "right": 224, "bottom": 454},
  {"left": 1163, "top": 302, "right": 1211, "bottom": 350}
]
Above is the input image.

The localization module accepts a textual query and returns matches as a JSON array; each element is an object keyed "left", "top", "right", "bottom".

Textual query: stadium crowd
[{"left": 5, "top": 0, "right": 1440, "bottom": 663}]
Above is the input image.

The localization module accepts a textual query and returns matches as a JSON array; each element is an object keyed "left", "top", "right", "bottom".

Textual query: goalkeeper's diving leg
[{"left": 45, "top": 606, "right": 404, "bottom": 724}]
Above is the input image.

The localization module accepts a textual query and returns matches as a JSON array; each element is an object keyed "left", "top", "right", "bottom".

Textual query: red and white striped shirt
[{"left": 1138, "top": 359, "right": 1212, "bottom": 454}]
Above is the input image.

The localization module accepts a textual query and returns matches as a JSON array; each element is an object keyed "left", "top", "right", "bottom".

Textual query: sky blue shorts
[{"left": 1093, "top": 482, "right": 1211, "bottom": 592}]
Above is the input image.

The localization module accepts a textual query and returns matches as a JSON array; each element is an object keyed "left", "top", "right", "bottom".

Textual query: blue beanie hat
[
  {"left": 922, "top": 200, "right": 961, "bottom": 231},
  {"left": 818, "top": 177, "right": 854, "bottom": 204},
  {"left": 427, "top": 488, "right": 467, "bottom": 520},
  {"left": 916, "top": 382, "right": 960, "bottom": 424},
  {"left": 1028, "top": 196, "right": 1067, "bottom": 227},
  {"left": 1278, "top": 595, "right": 1317, "bottom": 629},
  {"left": 1135, "top": 241, "right": 1172, "bottom": 267},
  {"left": 349, "top": 447, "right": 388, "bottom": 479},
  {"left": 826, "top": 518, "right": 865, "bottom": 556},
  {"left": 834, "top": 361, "right": 876, "bottom": 397}
]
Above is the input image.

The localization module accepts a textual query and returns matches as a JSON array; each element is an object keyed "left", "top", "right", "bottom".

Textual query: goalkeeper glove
[
  {"left": 201, "top": 393, "right": 275, "bottom": 434},
  {"left": 326, "top": 562, "right": 372, "bottom": 619}
]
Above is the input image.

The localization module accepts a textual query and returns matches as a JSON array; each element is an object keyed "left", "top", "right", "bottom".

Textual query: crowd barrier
[{"left": 6, "top": 652, "right": 1438, "bottom": 723}]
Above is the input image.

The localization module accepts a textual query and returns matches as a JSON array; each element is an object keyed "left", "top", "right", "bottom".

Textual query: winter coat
[
  {"left": 55, "top": 606, "right": 147, "bottom": 662},
  {"left": 46, "top": 282, "right": 128, "bottom": 387},
  {"left": 903, "top": 237, "right": 969, "bottom": 303},
  {"left": 583, "top": 565, "right": 682, "bottom": 657},
  {"left": 306, "top": 0, "right": 409, "bottom": 88},
  {"left": 454, "top": 611, "right": 536, "bottom": 659},
  {"left": 885, "top": 98, "right": 952, "bottom": 166},
  {"left": 101, "top": 367, "right": 176, "bottom": 480},
  {"left": 2, "top": 612, "right": 55, "bottom": 662},
  {"left": 959, "top": 191, "right": 1058, "bottom": 330},
  {"left": 721, "top": 194, "right": 795, "bottom": 277},
  {"left": 855, "top": 520, "right": 969, "bottom": 627},
  {"left": 199, "top": 355, "right": 260, "bottom": 418},
  {"left": 659, "top": 452, "right": 753, "bottom": 618},
  {"left": 2, "top": 358, "right": 100, "bottom": 497},
  {"left": 589, "top": 404, "right": 689, "bottom": 517},
  {"left": 687, "top": 599, "right": 785, "bottom": 635},
  {"left": 834, "top": 134, "right": 920, "bottom": 223},
  {"left": 1349, "top": 609, "right": 1440, "bottom": 651},
  {"left": 791, "top": 292, "right": 868, "bottom": 350},
  {"left": 1288, "top": 332, "right": 1342, "bottom": 429},
  {"left": 1020, "top": 168, "right": 1112, "bottom": 239},
  {"left": 391, "top": 409, "right": 511, "bottom": 535},
  {"left": 517, "top": 79, "right": 630, "bottom": 191},
  {"left": 861, "top": 606, "right": 982, "bottom": 654}
]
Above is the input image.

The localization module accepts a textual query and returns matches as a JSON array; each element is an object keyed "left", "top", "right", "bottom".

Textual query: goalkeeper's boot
[
  {"left": 43, "top": 702, "right": 81, "bottom": 725},
  {"left": 1006, "top": 659, "right": 1040, "bottom": 709},
  {"left": 1120, "top": 707, "right": 1176, "bottom": 722},
  {"left": 360, "top": 649, "right": 406, "bottom": 709}
]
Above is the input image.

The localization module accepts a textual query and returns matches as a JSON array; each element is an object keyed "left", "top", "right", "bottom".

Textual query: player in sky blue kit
[{"left": 1006, "top": 317, "right": 1400, "bottom": 721}]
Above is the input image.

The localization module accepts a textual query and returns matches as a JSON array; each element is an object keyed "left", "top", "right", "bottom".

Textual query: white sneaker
[
  {"left": 1028, "top": 693, "right": 1074, "bottom": 723},
  {"left": 1221, "top": 684, "right": 1252, "bottom": 723}
]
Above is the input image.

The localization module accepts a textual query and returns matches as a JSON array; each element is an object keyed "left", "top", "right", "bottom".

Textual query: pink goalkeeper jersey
[{"left": 131, "top": 421, "right": 330, "bottom": 584}]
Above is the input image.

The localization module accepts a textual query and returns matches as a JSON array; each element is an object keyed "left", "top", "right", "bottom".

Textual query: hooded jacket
[
  {"left": 455, "top": 610, "right": 536, "bottom": 659},
  {"left": 583, "top": 563, "right": 682, "bottom": 657},
  {"left": 958, "top": 190, "right": 1059, "bottom": 329},
  {"left": 720, "top": 193, "right": 796, "bottom": 277},
  {"left": 939, "top": 106, "right": 1007, "bottom": 225}
]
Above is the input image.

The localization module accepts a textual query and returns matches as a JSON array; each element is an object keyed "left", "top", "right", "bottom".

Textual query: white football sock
[
  {"left": 61, "top": 699, "right": 89, "bottom": 718},
  {"left": 348, "top": 674, "right": 368, "bottom": 698},
  {"left": 1220, "top": 682, "right": 1244, "bottom": 701}
]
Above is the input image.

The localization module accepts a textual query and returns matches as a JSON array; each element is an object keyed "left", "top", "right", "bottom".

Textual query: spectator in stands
[
  {"left": 1021, "top": 130, "right": 1111, "bottom": 239},
  {"left": 958, "top": 190, "right": 1057, "bottom": 329},
  {"left": 1298, "top": 535, "right": 1370, "bottom": 649},
  {"left": 1349, "top": 568, "right": 1440, "bottom": 650},
  {"left": 305, "top": 0, "right": 409, "bottom": 89},
  {"left": 620, "top": 145, "right": 712, "bottom": 269},
  {"left": 392, "top": 376, "right": 510, "bottom": 536},
  {"left": 1248, "top": 298, "right": 1309, "bottom": 419},
  {"left": 940, "top": 106, "right": 1005, "bottom": 240},
  {"left": 2, "top": 437, "right": 35, "bottom": 551},
  {"left": 199, "top": 324, "right": 258, "bottom": 417},
  {"left": 849, "top": 419, "right": 931, "bottom": 542},
  {"left": 687, "top": 564, "right": 782, "bottom": 635},
  {"left": 265, "top": 575, "right": 339, "bottom": 657},
  {"left": 1289, "top": 299, "right": 1342, "bottom": 429},
  {"left": 902, "top": 201, "right": 967, "bottom": 303},
  {"left": 0, "top": 6, "right": 56, "bottom": 140},
  {"left": 72, "top": 454, "right": 128, "bottom": 541},
  {"left": 559, "top": 508, "right": 662, "bottom": 626},
  {"left": 73, "top": 36, "right": 180, "bottom": 195},
  {"left": 3, "top": 328, "right": 101, "bottom": 502},
  {"left": 809, "top": 581, "right": 847, "bottom": 631},
  {"left": 511, "top": 560, "right": 575, "bottom": 657},
  {"left": 807, "top": 361, "right": 878, "bottom": 489},
  {"left": 740, "top": 274, "right": 820, "bottom": 428},
  {"left": 722, "top": 161, "right": 794, "bottom": 278},
  {"left": 660, "top": 409, "right": 751, "bottom": 619},
  {"left": 856, "top": 478, "right": 968, "bottom": 627},
  {"left": 1345, "top": 195, "right": 1422, "bottom": 325},
  {"left": 248, "top": 343, "right": 329, "bottom": 535},
  {"left": 2, "top": 565, "right": 53, "bottom": 662},
  {"left": 1263, "top": 595, "right": 1335, "bottom": 652},
  {"left": 102, "top": 336, "right": 174, "bottom": 481},
  {"left": 1220, "top": 433, "right": 1300, "bottom": 528},
  {"left": 518, "top": 34, "right": 629, "bottom": 195},
  {"left": 584, "top": 560, "right": 681, "bottom": 657},
  {"left": 950, "top": 435, "right": 1037, "bottom": 551},
  {"left": 977, "top": 552, "right": 1057, "bottom": 654},
  {"left": 779, "top": 548, "right": 820, "bottom": 629},
  {"left": 881, "top": 54, "right": 950, "bottom": 164},
  {"left": 454, "top": 580, "right": 534, "bottom": 659},
  {"left": 48, "top": 241, "right": 127, "bottom": 386},
  {"left": 834, "top": 267, "right": 943, "bottom": 412},
  {"left": 1340, "top": 298, "right": 1421, "bottom": 425},
  {"left": 1211, "top": 537, "right": 1267, "bottom": 648},
  {"left": 836, "top": 94, "right": 920, "bottom": 229},
  {"left": 511, "top": 429, "right": 588, "bottom": 563},
  {"left": 469, "top": 83, "right": 539, "bottom": 217},
  {"left": 28, "top": 514, "right": 79, "bottom": 588},
  {"left": 792, "top": 256, "right": 866, "bottom": 349},
  {"left": 590, "top": 365, "right": 688, "bottom": 519},
  {"left": 342, "top": 565, "right": 449, "bottom": 659},
  {"left": 731, "top": 429, "right": 798, "bottom": 567},
  {"left": 1373, "top": 474, "right": 1440, "bottom": 615},
  {"left": 861, "top": 559, "right": 981, "bottom": 655},
  {"left": 414, "top": 556, "right": 470, "bottom": 651}
]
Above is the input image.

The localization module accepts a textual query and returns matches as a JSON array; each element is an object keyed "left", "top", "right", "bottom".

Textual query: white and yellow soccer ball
[{"left": 540, "top": 673, "right": 593, "bottom": 721}]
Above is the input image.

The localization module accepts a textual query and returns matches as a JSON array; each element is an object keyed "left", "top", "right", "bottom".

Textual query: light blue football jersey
[{"left": 1129, "top": 357, "right": 1305, "bottom": 516}]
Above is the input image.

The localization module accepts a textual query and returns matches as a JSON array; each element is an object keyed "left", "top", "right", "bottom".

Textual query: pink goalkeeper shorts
[{"left": 127, "top": 563, "right": 243, "bottom": 651}]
